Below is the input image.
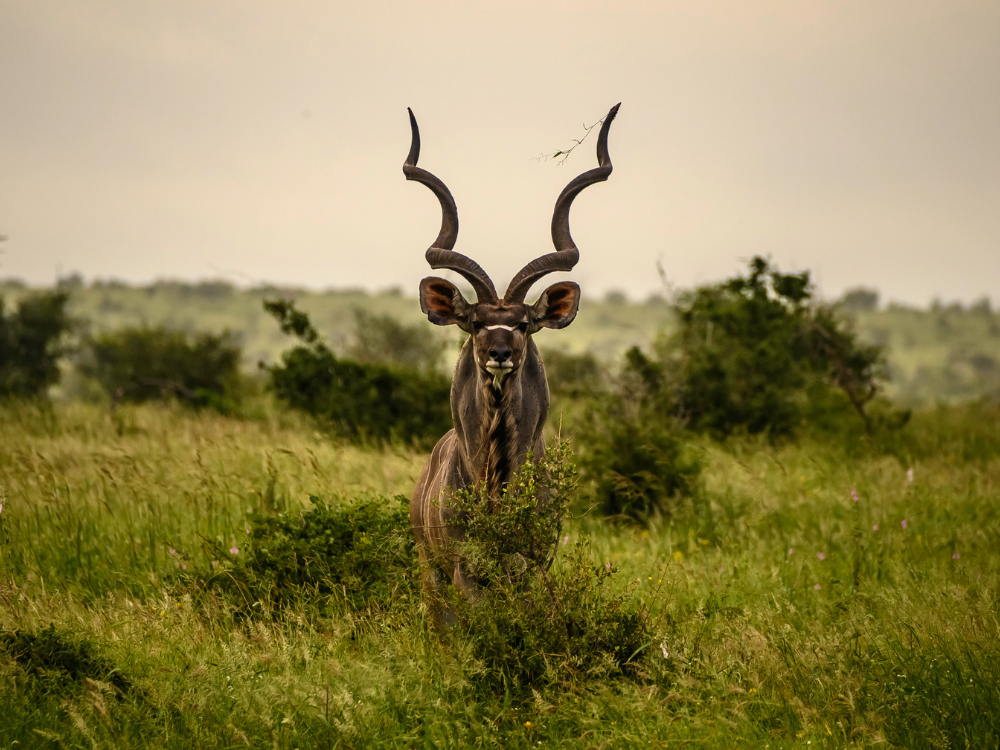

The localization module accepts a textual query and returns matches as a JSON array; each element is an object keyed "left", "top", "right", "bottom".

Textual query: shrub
[
  {"left": 666, "top": 256, "right": 891, "bottom": 438},
  {"left": 447, "top": 441, "right": 660, "bottom": 695},
  {"left": 0, "top": 291, "right": 72, "bottom": 399},
  {"left": 235, "top": 494, "right": 416, "bottom": 613},
  {"left": 570, "top": 347, "right": 702, "bottom": 522},
  {"left": 82, "top": 326, "right": 242, "bottom": 411},
  {"left": 263, "top": 299, "right": 451, "bottom": 447},
  {"left": 0, "top": 624, "right": 132, "bottom": 696},
  {"left": 579, "top": 407, "right": 702, "bottom": 521}
]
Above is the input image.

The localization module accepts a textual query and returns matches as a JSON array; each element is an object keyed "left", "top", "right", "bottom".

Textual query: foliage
[
  {"left": 567, "top": 346, "right": 702, "bottom": 522},
  {"left": 447, "top": 441, "right": 658, "bottom": 695},
  {"left": 580, "top": 408, "right": 703, "bottom": 522},
  {"left": 81, "top": 325, "right": 243, "bottom": 411},
  {"left": 236, "top": 494, "right": 416, "bottom": 613},
  {"left": 0, "top": 291, "right": 72, "bottom": 399},
  {"left": 0, "top": 624, "right": 132, "bottom": 696},
  {"left": 263, "top": 298, "right": 452, "bottom": 447},
  {"left": 665, "top": 256, "right": 890, "bottom": 437}
]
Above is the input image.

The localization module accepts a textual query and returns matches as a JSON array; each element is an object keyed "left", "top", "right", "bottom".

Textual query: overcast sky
[{"left": 1, "top": 1, "right": 998, "bottom": 305}]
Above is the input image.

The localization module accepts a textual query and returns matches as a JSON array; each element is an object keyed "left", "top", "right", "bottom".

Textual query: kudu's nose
[{"left": 489, "top": 347, "right": 511, "bottom": 364}]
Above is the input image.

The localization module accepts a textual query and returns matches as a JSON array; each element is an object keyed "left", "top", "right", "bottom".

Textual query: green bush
[
  {"left": 237, "top": 494, "right": 416, "bottom": 613},
  {"left": 82, "top": 325, "right": 242, "bottom": 411},
  {"left": 447, "top": 442, "right": 660, "bottom": 696},
  {"left": 0, "top": 624, "right": 133, "bottom": 696},
  {"left": 263, "top": 299, "right": 452, "bottom": 447},
  {"left": 579, "top": 408, "right": 702, "bottom": 521},
  {"left": 665, "top": 256, "right": 891, "bottom": 438},
  {"left": 0, "top": 291, "right": 72, "bottom": 399},
  {"left": 569, "top": 347, "right": 702, "bottom": 522}
]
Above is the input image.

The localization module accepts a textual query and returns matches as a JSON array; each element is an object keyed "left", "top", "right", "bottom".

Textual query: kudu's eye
[
  {"left": 472, "top": 321, "right": 484, "bottom": 333},
  {"left": 516, "top": 322, "right": 528, "bottom": 333}
]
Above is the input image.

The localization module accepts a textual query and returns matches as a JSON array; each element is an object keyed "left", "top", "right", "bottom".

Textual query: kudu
[{"left": 406, "top": 104, "right": 620, "bottom": 626}]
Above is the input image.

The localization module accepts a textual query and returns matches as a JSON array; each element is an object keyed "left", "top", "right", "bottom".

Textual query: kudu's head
[{"left": 405, "top": 105, "right": 619, "bottom": 387}]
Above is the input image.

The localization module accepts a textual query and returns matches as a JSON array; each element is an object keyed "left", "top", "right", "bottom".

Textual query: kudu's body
[{"left": 405, "top": 104, "right": 620, "bottom": 626}]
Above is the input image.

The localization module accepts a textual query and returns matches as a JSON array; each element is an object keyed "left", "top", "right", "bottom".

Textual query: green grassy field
[{"left": 2, "top": 400, "right": 999, "bottom": 748}]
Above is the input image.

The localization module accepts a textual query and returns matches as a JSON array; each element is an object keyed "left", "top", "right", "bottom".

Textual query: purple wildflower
[
  {"left": 952, "top": 553, "right": 960, "bottom": 560},
  {"left": 814, "top": 584, "right": 821, "bottom": 590},
  {"left": 851, "top": 488, "right": 859, "bottom": 502},
  {"left": 901, "top": 519, "right": 908, "bottom": 530},
  {"left": 605, "top": 562, "right": 611, "bottom": 571},
  {"left": 873, "top": 524, "right": 879, "bottom": 531},
  {"left": 787, "top": 548, "right": 794, "bottom": 556},
  {"left": 817, "top": 552, "right": 826, "bottom": 561},
  {"left": 230, "top": 547, "right": 239, "bottom": 555},
  {"left": 169, "top": 548, "right": 176, "bottom": 555}
]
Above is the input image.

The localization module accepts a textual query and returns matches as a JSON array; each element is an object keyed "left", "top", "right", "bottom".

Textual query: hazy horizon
[{"left": 2, "top": 1, "right": 998, "bottom": 307}]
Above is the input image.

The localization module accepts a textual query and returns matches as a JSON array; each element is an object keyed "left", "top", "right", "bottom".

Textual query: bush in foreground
[
  {"left": 239, "top": 494, "right": 416, "bottom": 613},
  {"left": 447, "top": 441, "right": 662, "bottom": 695},
  {"left": 201, "top": 440, "right": 663, "bottom": 697}
]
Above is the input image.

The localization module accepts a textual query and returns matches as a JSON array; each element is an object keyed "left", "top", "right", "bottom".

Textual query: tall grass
[
  {"left": 0, "top": 402, "right": 422, "bottom": 599},
  {"left": 2, "top": 402, "right": 999, "bottom": 747}
]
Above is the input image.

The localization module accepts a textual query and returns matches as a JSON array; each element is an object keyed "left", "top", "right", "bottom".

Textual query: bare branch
[{"left": 535, "top": 115, "right": 606, "bottom": 166}]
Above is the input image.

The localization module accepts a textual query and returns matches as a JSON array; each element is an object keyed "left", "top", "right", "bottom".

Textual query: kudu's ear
[
  {"left": 530, "top": 281, "right": 581, "bottom": 331},
  {"left": 419, "top": 277, "right": 473, "bottom": 330}
]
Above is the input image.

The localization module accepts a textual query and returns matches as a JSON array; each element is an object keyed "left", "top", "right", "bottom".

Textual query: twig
[{"left": 535, "top": 115, "right": 607, "bottom": 166}]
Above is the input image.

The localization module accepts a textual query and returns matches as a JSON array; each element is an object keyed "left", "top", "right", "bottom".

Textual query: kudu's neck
[
  {"left": 451, "top": 336, "right": 548, "bottom": 497},
  {"left": 478, "top": 379, "right": 517, "bottom": 498}
]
